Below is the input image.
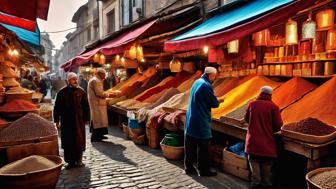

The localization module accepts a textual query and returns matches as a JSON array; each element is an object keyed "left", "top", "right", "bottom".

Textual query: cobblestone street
[{"left": 56, "top": 126, "right": 249, "bottom": 189}]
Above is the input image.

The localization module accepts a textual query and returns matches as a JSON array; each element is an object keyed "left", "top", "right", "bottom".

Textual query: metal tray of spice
[{"left": 281, "top": 117, "right": 336, "bottom": 144}]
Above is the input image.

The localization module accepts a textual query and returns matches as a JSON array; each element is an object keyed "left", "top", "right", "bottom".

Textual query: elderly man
[
  {"left": 244, "top": 86, "right": 283, "bottom": 189},
  {"left": 184, "top": 66, "right": 224, "bottom": 177},
  {"left": 88, "top": 68, "right": 112, "bottom": 142},
  {"left": 53, "top": 72, "right": 90, "bottom": 169}
]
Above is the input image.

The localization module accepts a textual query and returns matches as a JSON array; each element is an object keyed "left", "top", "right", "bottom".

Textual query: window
[
  {"left": 122, "top": 0, "right": 130, "bottom": 26},
  {"left": 107, "top": 9, "right": 116, "bottom": 34},
  {"left": 87, "top": 27, "right": 91, "bottom": 42}
]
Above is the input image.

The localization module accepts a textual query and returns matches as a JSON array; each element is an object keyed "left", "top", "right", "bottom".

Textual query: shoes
[
  {"left": 198, "top": 169, "right": 217, "bottom": 177},
  {"left": 185, "top": 167, "right": 197, "bottom": 175},
  {"left": 76, "top": 161, "right": 85, "bottom": 167},
  {"left": 65, "top": 163, "right": 76, "bottom": 170}
]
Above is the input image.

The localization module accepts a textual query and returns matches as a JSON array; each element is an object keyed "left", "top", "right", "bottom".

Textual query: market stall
[{"left": 102, "top": 0, "right": 336, "bottom": 188}]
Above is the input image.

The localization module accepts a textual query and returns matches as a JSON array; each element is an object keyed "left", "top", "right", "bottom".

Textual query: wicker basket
[
  {"left": 129, "top": 132, "right": 145, "bottom": 145},
  {"left": 5, "top": 92, "right": 33, "bottom": 102},
  {"left": 129, "top": 127, "right": 145, "bottom": 136},
  {"left": 0, "top": 155, "right": 63, "bottom": 189},
  {"left": 306, "top": 167, "right": 336, "bottom": 189},
  {"left": 122, "top": 122, "right": 129, "bottom": 139},
  {"left": 160, "top": 139, "right": 184, "bottom": 160},
  {"left": 146, "top": 127, "right": 160, "bottom": 149}
]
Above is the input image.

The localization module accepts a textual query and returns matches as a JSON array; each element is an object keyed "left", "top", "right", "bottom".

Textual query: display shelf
[{"left": 262, "top": 58, "right": 336, "bottom": 65}]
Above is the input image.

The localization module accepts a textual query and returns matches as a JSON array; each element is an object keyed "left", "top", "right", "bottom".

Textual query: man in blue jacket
[{"left": 184, "top": 66, "right": 224, "bottom": 176}]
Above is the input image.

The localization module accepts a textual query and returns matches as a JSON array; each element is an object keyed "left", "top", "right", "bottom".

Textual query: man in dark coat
[
  {"left": 244, "top": 86, "right": 283, "bottom": 189},
  {"left": 184, "top": 66, "right": 224, "bottom": 177},
  {"left": 53, "top": 72, "right": 90, "bottom": 169},
  {"left": 103, "top": 68, "right": 116, "bottom": 91}
]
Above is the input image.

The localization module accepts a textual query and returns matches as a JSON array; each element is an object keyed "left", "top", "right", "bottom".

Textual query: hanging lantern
[
  {"left": 326, "top": 28, "right": 336, "bottom": 51},
  {"left": 227, "top": 40, "right": 239, "bottom": 53},
  {"left": 316, "top": 9, "right": 335, "bottom": 30},
  {"left": 93, "top": 53, "right": 100, "bottom": 62},
  {"left": 169, "top": 57, "right": 182, "bottom": 72},
  {"left": 286, "top": 19, "right": 298, "bottom": 45},
  {"left": 253, "top": 29, "right": 269, "bottom": 46},
  {"left": 203, "top": 46, "right": 209, "bottom": 54},
  {"left": 85, "top": 67, "right": 90, "bottom": 72},
  {"left": 136, "top": 45, "right": 144, "bottom": 61},
  {"left": 129, "top": 45, "right": 137, "bottom": 59},
  {"left": 302, "top": 13, "right": 316, "bottom": 39},
  {"left": 99, "top": 54, "right": 106, "bottom": 65}
]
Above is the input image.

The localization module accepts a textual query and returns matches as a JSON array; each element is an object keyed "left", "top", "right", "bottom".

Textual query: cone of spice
[
  {"left": 273, "top": 77, "right": 316, "bottom": 110},
  {"left": 0, "top": 113, "right": 57, "bottom": 142},
  {"left": 282, "top": 76, "right": 336, "bottom": 126}
]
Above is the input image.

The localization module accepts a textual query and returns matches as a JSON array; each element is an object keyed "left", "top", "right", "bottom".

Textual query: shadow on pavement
[{"left": 91, "top": 140, "right": 137, "bottom": 166}]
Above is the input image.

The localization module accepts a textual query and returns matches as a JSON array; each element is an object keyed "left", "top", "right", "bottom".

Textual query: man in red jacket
[{"left": 244, "top": 86, "right": 283, "bottom": 189}]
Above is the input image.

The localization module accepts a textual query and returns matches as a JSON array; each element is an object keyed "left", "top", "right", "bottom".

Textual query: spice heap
[
  {"left": 6, "top": 86, "right": 32, "bottom": 94},
  {"left": 212, "top": 76, "right": 281, "bottom": 119},
  {"left": 310, "top": 170, "right": 336, "bottom": 189},
  {"left": 225, "top": 98, "right": 255, "bottom": 120},
  {"left": 282, "top": 76, "right": 336, "bottom": 126},
  {"left": 0, "top": 113, "right": 57, "bottom": 142},
  {"left": 0, "top": 155, "right": 57, "bottom": 174},
  {"left": 0, "top": 99, "right": 37, "bottom": 112},
  {"left": 0, "top": 118, "right": 7, "bottom": 125},
  {"left": 273, "top": 77, "right": 316, "bottom": 110},
  {"left": 283, "top": 117, "right": 336, "bottom": 136}
]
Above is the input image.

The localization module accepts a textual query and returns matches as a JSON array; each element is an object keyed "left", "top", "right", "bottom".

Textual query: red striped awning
[
  {"left": 0, "top": 13, "right": 36, "bottom": 31},
  {"left": 61, "top": 19, "right": 157, "bottom": 72}
]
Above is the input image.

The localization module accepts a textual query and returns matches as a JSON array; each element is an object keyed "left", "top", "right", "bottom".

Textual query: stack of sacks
[
  {"left": 224, "top": 77, "right": 316, "bottom": 121},
  {"left": 212, "top": 76, "right": 281, "bottom": 119},
  {"left": 282, "top": 76, "right": 336, "bottom": 126}
]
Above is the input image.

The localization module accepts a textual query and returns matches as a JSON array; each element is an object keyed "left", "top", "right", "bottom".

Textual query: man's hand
[
  {"left": 55, "top": 122, "right": 60, "bottom": 129},
  {"left": 218, "top": 97, "right": 225, "bottom": 104}
]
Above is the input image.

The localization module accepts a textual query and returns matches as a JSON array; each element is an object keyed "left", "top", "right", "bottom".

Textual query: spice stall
[
  {"left": 0, "top": 8, "right": 59, "bottom": 176},
  {"left": 99, "top": 0, "right": 336, "bottom": 187}
]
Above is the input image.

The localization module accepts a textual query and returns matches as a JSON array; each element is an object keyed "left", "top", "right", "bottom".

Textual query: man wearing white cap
[
  {"left": 184, "top": 66, "right": 224, "bottom": 176},
  {"left": 88, "top": 68, "right": 113, "bottom": 142},
  {"left": 244, "top": 86, "right": 283, "bottom": 189},
  {"left": 53, "top": 72, "right": 90, "bottom": 169}
]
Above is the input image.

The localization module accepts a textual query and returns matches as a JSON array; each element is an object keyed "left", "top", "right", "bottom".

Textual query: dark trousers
[
  {"left": 248, "top": 154, "right": 275, "bottom": 189},
  {"left": 184, "top": 135, "right": 210, "bottom": 172},
  {"left": 64, "top": 149, "right": 83, "bottom": 165}
]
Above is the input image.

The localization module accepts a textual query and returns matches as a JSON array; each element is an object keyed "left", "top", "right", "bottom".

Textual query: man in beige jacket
[{"left": 88, "top": 68, "right": 112, "bottom": 142}]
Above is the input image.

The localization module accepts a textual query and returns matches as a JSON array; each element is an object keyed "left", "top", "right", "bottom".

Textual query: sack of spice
[
  {"left": 0, "top": 113, "right": 57, "bottom": 142},
  {"left": 283, "top": 117, "right": 336, "bottom": 136}
]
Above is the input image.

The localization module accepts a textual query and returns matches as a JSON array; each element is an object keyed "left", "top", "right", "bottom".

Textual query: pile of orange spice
[{"left": 0, "top": 99, "right": 37, "bottom": 112}]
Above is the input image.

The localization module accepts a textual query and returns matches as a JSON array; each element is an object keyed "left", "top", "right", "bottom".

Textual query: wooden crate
[
  {"left": 222, "top": 160, "right": 251, "bottom": 181},
  {"left": 222, "top": 147, "right": 250, "bottom": 181}
]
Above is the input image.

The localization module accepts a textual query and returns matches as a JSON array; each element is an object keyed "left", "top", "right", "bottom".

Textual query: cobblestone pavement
[{"left": 56, "top": 126, "right": 249, "bottom": 189}]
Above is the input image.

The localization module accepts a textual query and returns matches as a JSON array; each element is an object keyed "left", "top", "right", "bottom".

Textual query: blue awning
[
  {"left": 1, "top": 23, "right": 40, "bottom": 46},
  {"left": 171, "top": 0, "right": 293, "bottom": 42}
]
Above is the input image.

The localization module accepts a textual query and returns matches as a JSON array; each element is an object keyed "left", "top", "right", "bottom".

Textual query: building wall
[
  {"left": 103, "top": 0, "right": 120, "bottom": 37},
  {"left": 40, "top": 33, "right": 54, "bottom": 72}
]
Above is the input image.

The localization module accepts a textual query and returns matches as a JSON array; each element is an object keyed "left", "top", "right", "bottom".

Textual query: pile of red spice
[
  {"left": 0, "top": 99, "right": 37, "bottom": 112},
  {"left": 283, "top": 117, "right": 336, "bottom": 136},
  {"left": 0, "top": 118, "right": 7, "bottom": 125}
]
